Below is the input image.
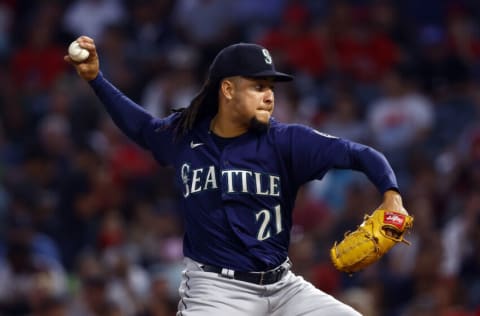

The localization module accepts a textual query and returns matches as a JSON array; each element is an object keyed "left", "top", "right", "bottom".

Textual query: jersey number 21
[{"left": 255, "top": 204, "right": 282, "bottom": 241}]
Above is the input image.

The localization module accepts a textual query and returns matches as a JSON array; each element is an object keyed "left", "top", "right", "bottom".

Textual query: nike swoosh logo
[{"left": 190, "top": 141, "right": 204, "bottom": 149}]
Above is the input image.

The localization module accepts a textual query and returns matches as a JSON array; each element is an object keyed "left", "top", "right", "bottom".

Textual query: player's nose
[{"left": 263, "top": 89, "right": 274, "bottom": 105}]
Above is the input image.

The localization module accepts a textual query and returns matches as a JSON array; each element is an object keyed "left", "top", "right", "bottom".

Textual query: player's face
[{"left": 231, "top": 77, "right": 275, "bottom": 128}]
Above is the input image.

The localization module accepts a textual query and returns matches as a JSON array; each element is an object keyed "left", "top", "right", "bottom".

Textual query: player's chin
[
  {"left": 249, "top": 116, "right": 270, "bottom": 133},
  {"left": 254, "top": 111, "right": 271, "bottom": 124}
]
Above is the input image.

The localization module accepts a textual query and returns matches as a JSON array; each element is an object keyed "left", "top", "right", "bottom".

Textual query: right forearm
[
  {"left": 65, "top": 36, "right": 152, "bottom": 145},
  {"left": 89, "top": 72, "right": 153, "bottom": 147}
]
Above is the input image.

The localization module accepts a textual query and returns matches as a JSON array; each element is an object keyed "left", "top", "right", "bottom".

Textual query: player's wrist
[
  {"left": 88, "top": 71, "right": 103, "bottom": 85},
  {"left": 380, "top": 190, "right": 408, "bottom": 214},
  {"left": 383, "top": 189, "right": 401, "bottom": 200},
  {"left": 86, "top": 69, "right": 100, "bottom": 82}
]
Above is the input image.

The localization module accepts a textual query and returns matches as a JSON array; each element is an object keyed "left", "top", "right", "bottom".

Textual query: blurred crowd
[{"left": 1, "top": 0, "right": 480, "bottom": 315}]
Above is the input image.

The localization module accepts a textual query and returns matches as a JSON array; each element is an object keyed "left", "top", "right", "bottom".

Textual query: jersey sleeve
[
  {"left": 89, "top": 72, "right": 177, "bottom": 166},
  {"left": 285, "top": 124, "right": 398, "bottom": 193}
]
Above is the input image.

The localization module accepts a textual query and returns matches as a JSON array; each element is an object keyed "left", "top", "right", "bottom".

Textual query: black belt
[{"left": 201, "top": 259, "right": 291, "bottom": 285}]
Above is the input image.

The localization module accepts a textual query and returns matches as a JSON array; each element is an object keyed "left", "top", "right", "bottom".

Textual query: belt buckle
[
  {"left": 274, "top": 266, "right": 284, "bottom": 282},
  {"left": 260, "top": 266, "right": 284, "bottom": 285}
]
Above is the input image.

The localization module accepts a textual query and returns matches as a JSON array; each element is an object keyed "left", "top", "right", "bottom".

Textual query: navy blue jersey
[{"left": 90, "top": 73, "right": 398, "bottom": 271}]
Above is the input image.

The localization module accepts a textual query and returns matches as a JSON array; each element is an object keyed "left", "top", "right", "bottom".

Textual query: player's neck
[{"left": 210, "top": 114, "right": 248, "bottom": 138}]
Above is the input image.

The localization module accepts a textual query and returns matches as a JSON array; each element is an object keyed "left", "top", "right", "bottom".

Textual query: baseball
[{"left": 68, "top": 40, "right": 90, "bottom": 62}]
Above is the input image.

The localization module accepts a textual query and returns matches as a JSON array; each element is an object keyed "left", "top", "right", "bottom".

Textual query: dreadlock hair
[{"left": 173, "top": 77, "right": 220, "bottom": 139}]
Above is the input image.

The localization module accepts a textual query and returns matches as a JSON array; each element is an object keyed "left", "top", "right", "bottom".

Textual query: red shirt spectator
[
  {"left": 446, "top": 10, "right": 480, "bottom": 64},
  {"left": 259, "top": 3, "right": 330, "bottom": 78},
  {"left": 10, "top": 20, "right": 67, "bottom": 93},
  {"left": 333, "top": 8, "right": 400, "bottom": 82}
]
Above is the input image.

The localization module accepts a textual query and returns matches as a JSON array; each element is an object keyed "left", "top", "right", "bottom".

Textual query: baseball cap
[{"left": 208, "top": 43, "right": 294, "bottom": 82}]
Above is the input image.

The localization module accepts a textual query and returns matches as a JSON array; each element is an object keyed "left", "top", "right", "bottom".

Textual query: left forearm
[{"left": 347, "top": 143, "right": 399, "bottom": 193}]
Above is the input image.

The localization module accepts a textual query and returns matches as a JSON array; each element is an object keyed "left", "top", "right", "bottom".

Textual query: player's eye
[{"left": 254, "top": 84, "right": 274, "bottom": 92}]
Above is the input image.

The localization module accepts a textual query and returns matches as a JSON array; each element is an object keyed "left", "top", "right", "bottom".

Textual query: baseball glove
[{"left": 330, "top": 209, "right": 413, "bottom": 274}]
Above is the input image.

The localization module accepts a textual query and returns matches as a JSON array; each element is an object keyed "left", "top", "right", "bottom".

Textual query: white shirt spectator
[
  {"left": 368, "top": 92, "right": 433, "bottom": 150},
  {"left": 63, "top": 0, "right": 126, "bottom": 40},
  {"left": 172, "top": 0, "right": 233, "bottom": 45}
]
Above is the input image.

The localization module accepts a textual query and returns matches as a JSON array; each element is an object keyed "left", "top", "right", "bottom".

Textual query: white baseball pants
[{"left": 177, "top": 257, "right": 361, "bottom": 316}]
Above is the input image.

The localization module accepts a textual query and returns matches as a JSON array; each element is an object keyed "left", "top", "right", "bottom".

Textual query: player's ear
[{"left": 220, "top": 78, "right": 235, "bottom": 100}]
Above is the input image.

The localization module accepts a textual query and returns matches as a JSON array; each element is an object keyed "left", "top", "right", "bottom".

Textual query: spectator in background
[
  {"left": 10, "top": 4, "right": 67, "bottom": 95},
  {"left": 102, "top": 245, "right": 150, "bottom": 316},
  {"left": 69, "top": 273, "right": 122, "bottom": 316},
  {"left": 124, "top": 0, "right": 178, "bottom": 72},
  {"left": 331, "top": 3, "right": 400, "bottom": 83},
  {"left": 367, "top": 64, "right": 433, "bottom": 150},
  {"left": 171, "top": 0, "right": 238, "bottom": 74},
  {"left": 446, "top": 6, "right": 480, "bottom": 76},
  {"left": 323, "top": 1, "right": 401, "bottom": 107},
  {"left": 32, "top": 295, "right": 69, "bottom": 316},
  {"left": 142, "top": 270, "right": 177, "bottom": 315},
  {"left": 415, "top": 24, "right": 470, "bottom": 100},
  {"left": 0, "top": 216, "right": 67, "bottom": 315},
  {"left": 426, "top": 73, "right": 476, "bottom": 156},
  {"left": 0, "top": 1, "right": 13, "bottom": 58},
  {"left": 1, "top": 198, "right": 62, "bottom": 262},
  {"left": 172, "top": 0, "right": 234, "bottom": 47},
  {"left": 369, "top": 0, "right": 413, "bottom": 57},
  {"left": 231, "top": 0, "right": 288, "bottom": 41},
  {"left": 367, "top": 64, "right": 434, "bottom": 184},
  {"left": 95, "top": 24, "right": 140, "bottom": 99},
  {"left": 63, "top": 0, "right": 126, "bottom": 41},
  {"left": 37, "top": 114, "right": 73, "bottom": 163},
  {"left": 459, "top": 206, "right": 480, "bottom": 312},
  {"left": 441, "top": 190, "right": 480, "bottom": 279},
  {"left": 340, "top": 287, "right": 379, "bottom": 316},
  {"left": 259, "top": 2, "right": 332, "bottom": 79},
  {"left": 321, "top": 89, "right": 369, "bottom": 143},
  {"left": 55, "top": 163, "right": 101, "bottom": 270},
  {"left": 141, "top": 47, "right": 200, "bottom": 118}
]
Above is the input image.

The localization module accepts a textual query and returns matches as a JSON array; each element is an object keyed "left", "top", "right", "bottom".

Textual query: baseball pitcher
[{"left": 66, "top": 36, "right": 413, "bottom": 316}]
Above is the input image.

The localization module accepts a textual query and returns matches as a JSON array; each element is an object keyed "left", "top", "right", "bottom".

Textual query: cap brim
[{"left": 248, "top": 70, "right": 294, "bottom": 82}]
